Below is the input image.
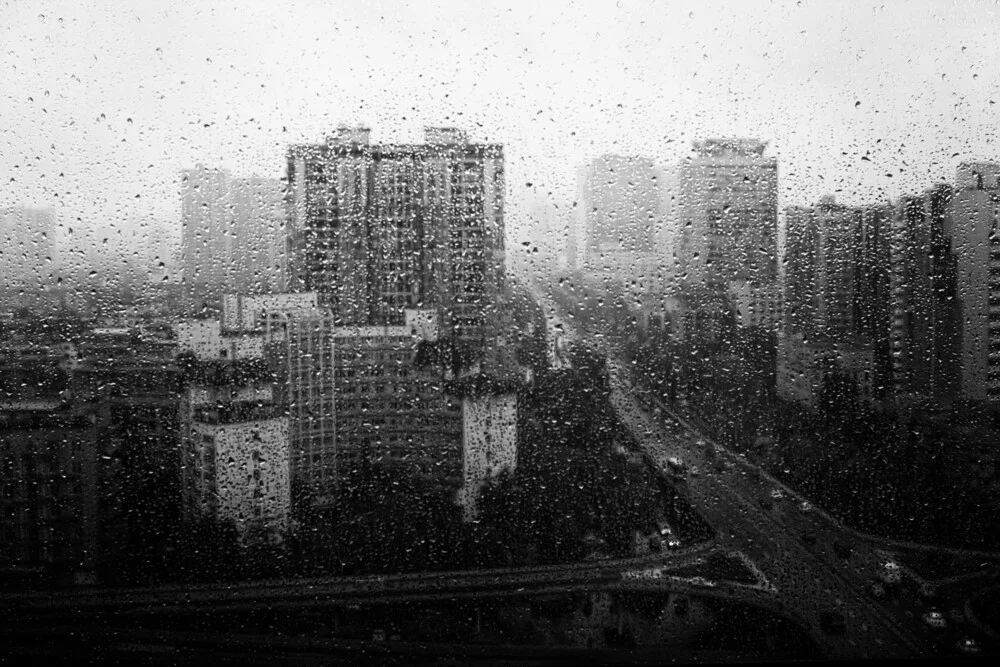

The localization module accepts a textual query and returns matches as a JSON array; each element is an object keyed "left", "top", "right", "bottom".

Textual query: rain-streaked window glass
[{"left": 2, "top": 0, "right": 999, "bottom": 662}]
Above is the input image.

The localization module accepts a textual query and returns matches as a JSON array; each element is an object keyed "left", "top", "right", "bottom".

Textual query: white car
[
  {"left": 770, "top": 489, "right": 784, "bottom": 500},
  {"left": 799, "top": 500, "right": 813, "bottom": 512},
  {"left": 921, "top": 610, "right": 947, "bottom": 630},
  {"left": 689, "top": 576, "right": 717, "bottom": 588},
  {"left": 957, "top": 637, "right": 982, "bottom": 654}
]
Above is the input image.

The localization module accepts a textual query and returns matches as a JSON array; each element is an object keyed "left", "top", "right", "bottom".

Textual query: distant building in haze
[
  {"left": 0, "top": 207, "right": 57, "bottom": 307},
  {"left": 675, "top": 139, "right": 778, "bottom": 290},
  {"left": 180, "top": 166, "right": 285, "bottom": 310},
  {"left": 575, "top": 155, "right": 661, "bottom": 276},
  {"left": 889, "top": 184, "right": 961, "bottom": 400}
]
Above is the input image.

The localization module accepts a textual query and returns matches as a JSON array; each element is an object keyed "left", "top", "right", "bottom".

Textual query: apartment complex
[
  {"left": 285, "top": 127, "right": 506, "bottom": 358},
  {"left": 675, "top": 139, "right": 778, "bottom": 290}
]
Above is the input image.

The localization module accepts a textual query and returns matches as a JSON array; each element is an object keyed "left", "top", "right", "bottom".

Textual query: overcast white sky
[{"left": 3, "top": 0, "right": 1000, "bottom": 248}]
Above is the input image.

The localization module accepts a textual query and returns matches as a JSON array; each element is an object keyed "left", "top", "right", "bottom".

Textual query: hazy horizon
[{"left": 4, "top": 0, "right": 1000, "bottom": 255}]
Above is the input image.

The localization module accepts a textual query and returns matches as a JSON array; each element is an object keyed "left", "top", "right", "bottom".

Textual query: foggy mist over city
[
  {"left": 4, "top": 0, "right": 1000, "bottom": 282},
  {"left": 3, "top": 1, "right": 1000, "bottom": 664}
]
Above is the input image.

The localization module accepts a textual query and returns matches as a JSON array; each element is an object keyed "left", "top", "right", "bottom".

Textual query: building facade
[
  {"left": 180, "top": 166, "right": 285, "bottom": 309},
  {"left": 285, "top": 127, "right": 506, "bottom": 359},
  {"left": 575, "top": 155, "right": 661, "bottom": 276},
  {"left": 675, "top": 139, "right": 778, "bottom": 290}
]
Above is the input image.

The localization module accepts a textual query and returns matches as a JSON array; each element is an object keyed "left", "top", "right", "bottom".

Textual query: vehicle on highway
[
  {"left": 688, "top": 577, "right": 716, "bottom": 588},
  {"left": 820, "top": 611, "right": 847, "bottom": 636},
  {"left": 657, "top": 523, "right": 683, "bottom": 549},
  {"left": 769, "top": 489, "right": 784, "bottom": 500},
  {"left": 799, "top": 500, "right": 813, "bottom": 512},
  {"left": 689, "top": 466, "right": 700, "bottom": 477},
  {"left": 957, "top": 637, "right": 982, "bottom": 654},
  {"left": 921, "top": 610, "right": 947, "bottom": 630},
  {"left": 666, "top": 457, "right": 688, "bottom": 477}
]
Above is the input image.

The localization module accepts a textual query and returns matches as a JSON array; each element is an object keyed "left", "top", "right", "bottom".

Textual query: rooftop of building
[{"left": 692, "top": 138, "right": 769, "bottom": 156}]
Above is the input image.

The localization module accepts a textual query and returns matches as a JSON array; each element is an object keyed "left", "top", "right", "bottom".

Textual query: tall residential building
[
  {"left": 285, "top": 127, "right": 506, "bottom": 359},
  {"left": 575, "top": 155, "right": 660, "bottom": 276},
  {"left": 0, "top": 401, "right": 102, "bottom": 578},
  {"left": 180, "top": 379, "right": 289, "bottom": 541},
  {"left": 675, "top": 139, "right": 778, "bottom": 290},
  {"left": 180, "top": 167, "right": 285, "bottom": 309},
  {"left": 889, "top": 185, "right": 961, "bottom": 399},
  {"left": 1, "top": 207, "right": 57, "bottom": 304},
  {"left": 221, "top": 293, "right": 337, "bottom": 503},
  {"left": 332, "top": 313, "right": 462, "bottom": 483},
  {"left": 783, "top": 196, "right": 867, "bottom": 338},
  {"left": 945, "top": 162, "right": 1000, "bottom": 401}
]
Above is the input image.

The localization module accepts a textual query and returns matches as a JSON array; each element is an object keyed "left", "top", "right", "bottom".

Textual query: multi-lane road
[{"left": 532, "top": 282, "right": 998, "bottom": 660}]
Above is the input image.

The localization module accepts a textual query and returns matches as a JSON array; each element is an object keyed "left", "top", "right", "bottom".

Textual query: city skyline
[{"left": 3, "top": 0, "right": 1000, "bottom": 247}]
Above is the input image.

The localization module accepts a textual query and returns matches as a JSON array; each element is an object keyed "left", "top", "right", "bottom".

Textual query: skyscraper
[
  {"left": 945, "top": 162, "right": 1000, "bottom": 401},
  {"left": 782, "top": 196, "right": 870, "bottom": 339},
  {"left": 180, "top": 166, "right": 285, "bottom": 309},
  {"left": 285, "top": 127, "right": 506, "bottom": 358},
  {"left": 576, "top": 155, "right": 661, "bottom": 276},
  {"left": 675, "top": 138, "right": 778, "bottom": 290},
  {"left": 889, "top": 185, "right": 960, "bottom": 399}
]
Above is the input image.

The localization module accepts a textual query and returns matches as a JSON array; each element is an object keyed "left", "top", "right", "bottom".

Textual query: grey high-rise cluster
[{"left": 285, "top": 127, "right": 507, "bottom": 358}]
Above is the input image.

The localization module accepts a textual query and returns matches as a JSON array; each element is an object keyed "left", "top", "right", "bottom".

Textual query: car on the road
[
  {"left": 956, "top": 637, "right": 982, "bottom": 654},
  {"left": 820, "top": 611, "right": 847, "bottom": 636},
  {"left": 657, "top": 523, "right": 682, "bottom": 549},
  {"left": 799, "top": 500, "right": 813, "bottom": 512},
  {"left": 689, "top": 466, "right": 700, "bottom": 477},
  {"left": 769, "top": 489, "right": 784, "bottom": 500},
  {"left": 921, "top": 610, "right": 947, "bottom": 630},
  {"left": 688, "top": 576, "right": 716, "bottom": 588}
]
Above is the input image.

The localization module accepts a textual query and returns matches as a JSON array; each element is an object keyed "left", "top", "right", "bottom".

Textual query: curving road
[{"left": 529, "top": 281, "right": 959, "bottom": 660}]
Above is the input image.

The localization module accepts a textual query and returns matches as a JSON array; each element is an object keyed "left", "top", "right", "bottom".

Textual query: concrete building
[
  {"left": 332, "top": 316, "right": 462, "bottom": 483},
  {"left": 285, "top": 127, "right": 506, "bottom": 360},
  {"left": 0, "top": 400, "right": 102, "bottom": 582},
  {"left": 575, "top": 155, "right": 661, "bottom": 276},
  {"left": 781, "top": 197, "right": 892, "bottom": 399},
  {"left": 675, "top": 139, "right": 778, "bottom": 291},
  {"left": 776, "top": 332, "right": 874, "bottom": 409},
  {"left": 0, "top": 207, "right": 57, "bottom": 308},
  {"left": 181, "top": 381, "right": 289, "bottom": 542},
  {"left": 944, "top": 162, "right": 1000, "bottom": 401},
  {"left": 456, "top": 392, "right": 518, "bottom": 522},
  {"left": 889, "top": 185, "right": 961, "bottom": 400},
  {"left": 224, "top": 293, "right": 338, "bottom": 503},
  {"left": 728, "top": 280, "right": 782, "bottom": 332},
  {"left": 180, "top": 166, "right": 285, "bottom": 309}
]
